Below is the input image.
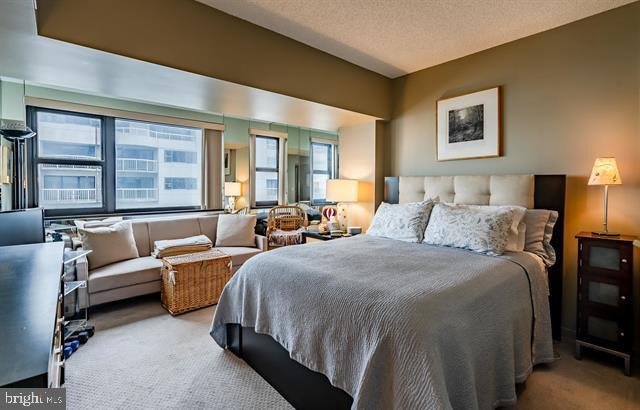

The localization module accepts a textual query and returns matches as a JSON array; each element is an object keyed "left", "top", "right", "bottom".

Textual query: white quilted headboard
[{"left": 398, "top": 175, "right": 534, "bottom": 208}]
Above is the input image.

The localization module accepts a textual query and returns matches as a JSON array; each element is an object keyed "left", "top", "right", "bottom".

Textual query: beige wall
[
  {"left": 35, "top": 0, "right": 391, "bottom": 120},
  {"left": 338, "top": 121, "right": 386, "bottom": 230},
  {"left": 389, "top": 2, "right": 640, "bottom": 343}
]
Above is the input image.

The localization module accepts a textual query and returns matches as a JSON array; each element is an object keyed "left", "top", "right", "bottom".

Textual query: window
[
  {"left": 34, "top": 110, "right": 104, "bottom": 210},
  {"left": 37, "top": 111, "right": 102, "bottom": 160},
  {"left": 310, "top": 140, "right": 338, "bottom": 204},
  {"left": 29, "top": 107, "right": 206, "bottom": 215},
  {"left": 164, "top": 177, "right": 198, "bottom": 190},
  {"left": 115, "top": 119, "right": 202, "bottom": 209},
  {"left": 254, "top": 136, "right": 280, "bottom": 206},
  {"left": 164, "top": 150, "right": 197, "bottom": 164},
  {"left": 39, "top": 165, "right": 102, "bottom": 208}
]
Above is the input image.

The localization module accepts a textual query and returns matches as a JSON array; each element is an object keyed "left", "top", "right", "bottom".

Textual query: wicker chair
[{"left": 266, "top": 205, "right": 308, "bottom": 250}]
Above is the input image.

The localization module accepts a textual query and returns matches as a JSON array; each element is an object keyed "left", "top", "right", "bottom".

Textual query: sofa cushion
[
  {"left": 147, "top": 217, "right": 202, "bottom": 246},
  {"left": 197, "top": 216, "right": 218, "bottom": 242},
  {"left": 215, "top": 214, "right": 257, "bottom": 247},
  {"left": 79, "top": 221, "right": 140, "bottom": 270},
  {"left": 131, "top": 221, "right": 151, "bottom": 256},
  {"left": 216, "top": 247, "right": 262, "bottom": 268},
  {"left": 89, "top": 256, "right": 162, "bottom": 294}
]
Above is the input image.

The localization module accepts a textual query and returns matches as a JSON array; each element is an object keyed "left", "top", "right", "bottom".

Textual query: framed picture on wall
[
  {"left": 1, "top": 144, "right": 12, "bottom": 184},
  {"left": 436, "top": 86, "right": 501, "bottom": 161}
]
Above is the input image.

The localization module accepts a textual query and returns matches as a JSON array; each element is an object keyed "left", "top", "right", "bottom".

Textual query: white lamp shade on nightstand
[
  {"left": 587, "top": 157, "right": 622, "bottom": 236},
  {"left": 588, "top": 157, "right": 622, "bottom": 186},
  {"left": 224, "top": 182, "right": 242, "bottom": 197},
  {"left": 326, "top": 179, "right": 358, "bottom": 203}
]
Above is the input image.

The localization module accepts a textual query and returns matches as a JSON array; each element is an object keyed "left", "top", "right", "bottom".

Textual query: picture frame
[
  {"left": 1, "top": 144, "right": 12, "bottom": 185},
  {"left": 436, "top": 86, "right": 501, "bottom": 161}
]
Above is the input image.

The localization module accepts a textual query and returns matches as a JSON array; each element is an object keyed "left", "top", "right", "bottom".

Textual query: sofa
[{"left": 76, "top": 214, "right": 266, "bottom": 307}]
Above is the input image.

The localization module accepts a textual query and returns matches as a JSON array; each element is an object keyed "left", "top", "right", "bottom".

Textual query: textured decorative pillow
[
  {"left": 215, "top": 214, "right": 257, "bottom": 247},
  {"left": 466, "top": 205, "right": 527, "bottom": 252},
  {"left": 78, "top": 221, "right": 139, "bottom": 270},
  {"left": 366, "top": 200, "right": 435, "bottom": 243},
  {"left": 424, "top": 203, "right": 517, "bottom": 256},
  {"left": 523, "top": 209, "right": 558, "bottom": 266}
]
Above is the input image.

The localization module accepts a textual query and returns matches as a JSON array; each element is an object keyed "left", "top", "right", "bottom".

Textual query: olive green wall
[{"left": 389, "top": 2, "right": 640, "bottom": 343}]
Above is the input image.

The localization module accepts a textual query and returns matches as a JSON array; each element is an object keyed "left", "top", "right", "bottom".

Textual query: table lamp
[
  {"left": 588, "top": 157, "right": 622, "bottom": 236},
  {"left": 224, "top": 182, "right": 241, "bottom": 212},
  {"left": 326, "top": 179, "right": 358, "bottom": 232}
]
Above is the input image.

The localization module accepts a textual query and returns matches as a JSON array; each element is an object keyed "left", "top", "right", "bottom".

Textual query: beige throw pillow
[
  {"left": 79, "top": 221, "right": 140, "bottom": 270},
  {"left": 523, "top": 209, "right": 558, "bottom": 266},
  {"left": 215, "top": 214, "right": 256, "bottom": 247}
]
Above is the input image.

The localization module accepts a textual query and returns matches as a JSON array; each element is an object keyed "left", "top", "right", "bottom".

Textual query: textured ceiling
[{"left": 199, "top": 0, "right": 636, "bottom": 78}]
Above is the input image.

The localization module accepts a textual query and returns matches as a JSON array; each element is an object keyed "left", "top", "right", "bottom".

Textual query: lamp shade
[
  {"left": 326, "top": 179, "right": 358, "bottom": 202},
  {"left": 224, "top": 182, "right": 242, "bottom": 197},
  {"left": 588, "top": 157, "right": 622, "bottom": 186}
]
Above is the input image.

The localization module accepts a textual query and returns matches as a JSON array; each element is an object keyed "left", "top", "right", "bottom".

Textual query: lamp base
[{"left": 592, "top": 231, "right": 620, "bottom": 237}]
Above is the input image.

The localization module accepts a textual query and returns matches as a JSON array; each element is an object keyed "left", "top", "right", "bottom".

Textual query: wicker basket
[{"left": 161, "top": 249, "right": 232, "bottom": 316}]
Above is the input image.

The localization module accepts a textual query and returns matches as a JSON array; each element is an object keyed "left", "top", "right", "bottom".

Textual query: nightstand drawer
[
  {"left": 580, "top": 240, "right": 633, "bottom": 276},
  {"left": 579, "top": 274, "right": 630, "bottom": 309},
  {"left": 578, "top": 307, "right": 631, "bottom": 351}
]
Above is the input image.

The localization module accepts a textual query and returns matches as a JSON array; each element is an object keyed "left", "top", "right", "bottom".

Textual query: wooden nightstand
[{"left": 575, "top": 232, "right": 637, "bottom": 376}]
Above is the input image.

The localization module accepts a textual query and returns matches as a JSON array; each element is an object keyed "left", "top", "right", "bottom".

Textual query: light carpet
[
  {"left": 65, "top": 295, "right": 291, "bottom": 410},
  {"left": 66, "top": 295, "right": 640, "bottom": 410}
]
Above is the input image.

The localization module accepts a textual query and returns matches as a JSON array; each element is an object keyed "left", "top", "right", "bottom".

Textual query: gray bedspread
[{"left": 210, "top": 235, "right": 554, "bottom": 409}]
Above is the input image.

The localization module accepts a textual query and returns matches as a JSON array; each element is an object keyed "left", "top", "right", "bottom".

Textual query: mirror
[{"left": 223, "top": 118, "right": 250, "bottom": 211}]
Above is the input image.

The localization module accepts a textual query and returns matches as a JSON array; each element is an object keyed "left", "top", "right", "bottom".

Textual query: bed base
[{"left": 226, "top": 324, "right": 353, "bottom": 409}]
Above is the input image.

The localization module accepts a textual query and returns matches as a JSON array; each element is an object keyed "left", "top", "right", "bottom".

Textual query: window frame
[
  {"left": 27, "top": 106, "right": 204, "bottom": 217},
  {"left": 28, "top": 107, "right": 109, "bottom": 217},
  {"left": 253, "top": 135, "right": 281, "bottom": 208},
  {"left": 310, "top": 138, "right": 339, "bottom": 205}
]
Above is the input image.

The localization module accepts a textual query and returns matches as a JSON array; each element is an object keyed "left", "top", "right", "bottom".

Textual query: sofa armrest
[
  {"left": 255, "top": 235, "right": 267, "bottom": 251},
  {"left": 75, "top": 255, "right": 90, "bottom": 309}
]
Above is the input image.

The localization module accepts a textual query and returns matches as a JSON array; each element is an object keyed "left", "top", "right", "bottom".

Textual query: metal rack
[{"left": 62, "top": 249, "right": 92, "bottom": 341}]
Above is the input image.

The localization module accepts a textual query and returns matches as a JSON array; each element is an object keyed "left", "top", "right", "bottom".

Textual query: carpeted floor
[{"left": 66, "top": 295, "right": 640, "bottom": 410}]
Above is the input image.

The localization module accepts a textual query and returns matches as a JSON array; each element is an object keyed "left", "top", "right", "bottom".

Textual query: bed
[{"left": 210, "top": 174, "right": 565, "bottom": 409}]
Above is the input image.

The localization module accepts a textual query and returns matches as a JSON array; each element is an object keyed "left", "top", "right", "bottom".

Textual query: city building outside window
[
  {"left": 115, "top": 119, "right": 202, "bottom": 210},
  {"left": 310, "top": 139, "right": 339, "bottom": 204},
  {"left": 29, "top": 107, "right": 205, "bottom": 215},
  {"left": 35, "top": 110, "right": 104, "bottom": 210},
  {"left": 253, "top": 135, "right": 281, "bottom": 207}
]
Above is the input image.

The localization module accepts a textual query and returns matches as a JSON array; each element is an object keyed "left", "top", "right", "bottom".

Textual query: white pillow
[
  {"left": 367, "top": 200, "right": 435, "bottom": 243},
  {"left": 466, "top": 205, "right": 527, "bottom": 252},
  {"left": 215, "top": 214, "right": 257, "bottom": 247},
  {"left": 424, "top": 203, "right": 518, "bottom": 256}
]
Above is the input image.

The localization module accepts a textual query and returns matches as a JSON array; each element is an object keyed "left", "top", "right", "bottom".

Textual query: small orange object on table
[{"left": 161, "top": 249, "right": 232, "bottom": 316}]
